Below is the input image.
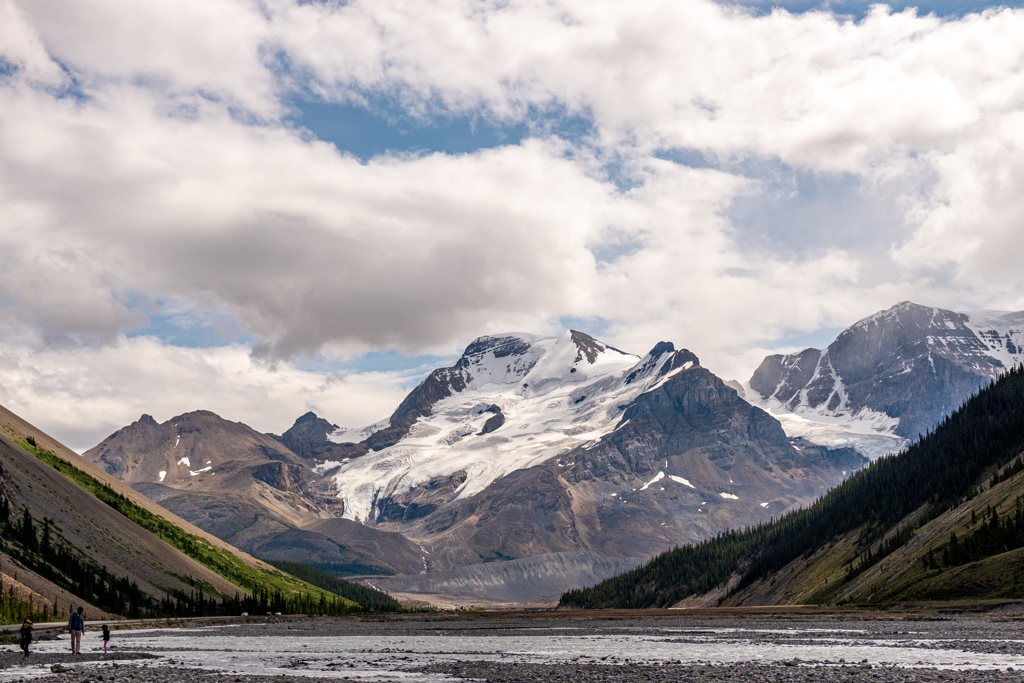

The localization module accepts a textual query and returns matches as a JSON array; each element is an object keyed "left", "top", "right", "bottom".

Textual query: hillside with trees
[
  {"left": 561, "top": 365, "right": 1024, "bottom": 608},
  {"left": 0, "top": 405, "right": 398, "bottom": 623}
]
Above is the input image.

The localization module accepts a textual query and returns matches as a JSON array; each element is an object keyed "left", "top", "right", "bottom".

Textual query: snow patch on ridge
[
  {"left": 331, "top": 419, "right": 389, "bottom": 445},
  {"left": 745, "top": 382, "right": 906, "bottom": 461},
  {"left": 639, "top": 472, "right": 665, "bottom": 491},
  {"left": 668, "top": 475, "right": 695, "bottom": 489},
  {"left": 964, "top": 310, "right": 1024, "bottom": 370},
  {"left": 321, "top": 332, "right": 698, "bottom": 523}
]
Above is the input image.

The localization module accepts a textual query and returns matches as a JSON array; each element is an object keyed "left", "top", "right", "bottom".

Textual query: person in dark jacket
[
  {"left": 102, "top": 624, "right": 110, "bottom": 653},
  {"left": 19, "top": 618, "right": 32, "bottom": 657},
  {"left": 68, "top": 606, "right": 84, "bottom": 654}
]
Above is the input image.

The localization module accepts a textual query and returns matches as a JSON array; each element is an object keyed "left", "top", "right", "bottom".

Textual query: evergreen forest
[
  {"left": 0, "top": 439, "right": 406, "bottom": 622},
  {"left": 561, "top": 365, "right": 1024, "bottom": 608},
  {"left": 264, "top": 560, "right": 402, "bottom": 611}
]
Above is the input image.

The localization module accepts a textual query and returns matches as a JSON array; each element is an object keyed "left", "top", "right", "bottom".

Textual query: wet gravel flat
[
  {"left": 420, "top": 660, "right": 1024, "bottom": 682},
  {"left": 3, "top": 611, "right": 1024, "bottom": 682}
]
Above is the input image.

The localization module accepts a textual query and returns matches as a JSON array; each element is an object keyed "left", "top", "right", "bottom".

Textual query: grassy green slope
[
  {"left": 561, "top": 365, "right": 1024, "bottom": 608},
  {"left": 17, "top": 439, "right": 357, "bottom": 607},
  {"left": 719, "top": 454, "right": 1024, "bottom": 606}
]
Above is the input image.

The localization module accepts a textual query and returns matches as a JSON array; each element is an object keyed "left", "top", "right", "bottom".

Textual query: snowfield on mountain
[
  {"left": 745, "top": 302, "right": 1024, "bottom": 459},
  {"left": 320, "top": 331, "right": 660, "bottom": 522},
  {"left": 318, "top": 330, "right": 856, "bottom": 548}
]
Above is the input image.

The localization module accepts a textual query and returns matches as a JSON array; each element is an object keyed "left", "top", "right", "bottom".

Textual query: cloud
[
  {"left": 279, "top": 2, "right": 1024, "bottom": 165},
  {"left": 0, "top": 66, "right": 869, "bottom": 372},
  {"left": 0, "top": 77, "right": 611, "bottom": 355},
  {"left": 4, "top": 0, "right": 1024, "bottom": 444},
  {"left": 0, "top": 334, "right": 415, "bottom": 452},
  {"left": 18, "top": 0, "right": 279, "bottom": 116},
  {"left": 892, "top": 115, "right": 1024, "bottom": 303}
]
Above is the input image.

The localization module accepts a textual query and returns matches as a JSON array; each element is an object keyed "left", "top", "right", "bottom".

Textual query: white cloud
[
  {"left": 0, "top": 334, "right": 414, "bottom": 452},
  {"left": 892, "top": 114, "right": 1024, "bottom": 298},
  {"left": 18, "top": 0, "right": 278, "bottom": 116},
  {"left": 3, "top": 0, "right": 1024, "bottom": 444},
  {"left": 279, "top": 2, "right": 1024, "bottom": 165},
  {"left": 275, "top": 0, "right": 1024, "bottom": 308},
  {"left": 0, "top": 79, "right": 612, "bottom": 355}
]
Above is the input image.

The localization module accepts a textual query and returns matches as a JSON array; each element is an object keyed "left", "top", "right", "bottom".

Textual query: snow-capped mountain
[
  {"left": 747, "top": 302, "right": 1024, "bottom": 456},
  {"left": 320, "top": 330, "right": 860, "bottom": 568},
  {"left": 322, "top": 331, "right": 651, "bottom": 522}
]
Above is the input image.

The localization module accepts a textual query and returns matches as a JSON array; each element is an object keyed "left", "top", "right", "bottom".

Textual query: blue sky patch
[
  {"left": 289, "top": 97, "right": 597, "bottom": 161},
  {"left": 723, "top": 0, "right": 1020, "bottom": 18}
]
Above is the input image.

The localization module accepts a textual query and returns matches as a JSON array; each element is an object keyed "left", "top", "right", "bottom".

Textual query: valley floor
[{"left": 5, "top": 610, "right": 1024, "bottom": 682}]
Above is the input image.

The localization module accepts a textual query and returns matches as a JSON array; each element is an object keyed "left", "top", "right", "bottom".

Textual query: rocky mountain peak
[
  {"left": 84, "top": 408, "right": 303, "bottom": 485},
  {"left": 277, "top": 411, "right": 342, "bottom": 460},
  {"left": 569, "top": 330, "right": 607, "bottom": 364},
  {"left": 456, "top": 334, "right": 536, "bottom": 367},
  {"left": 623, "top": 342, "right": 689, "bottom": 385},
  {"left": 174, "top": 409, "right": 222, "bottom": 420},
  {"left": 647, "top": 341, "right": 675, "bottom": 357},
  {"left": 138, "top": 414, "right": 158, "bottom": 427},
  {"left": 748, "top": 301, "right": 1021, "bottom": 442}
]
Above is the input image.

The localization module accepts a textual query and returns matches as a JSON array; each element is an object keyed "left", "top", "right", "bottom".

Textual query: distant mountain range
[
  {"left": 76, "top": 302, "right": 1024, "bottom": 606},
  {"left": 84, "top": 330, "right": 862, "bottom": 603},
  {"left": 744, "top": 302, "right": 1024, "bottom": 457},
  {"left": 318, "top": 331, "right": 859, "bottom": 569}
]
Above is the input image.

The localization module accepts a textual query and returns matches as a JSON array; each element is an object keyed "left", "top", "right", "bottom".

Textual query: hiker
[
  {"left": 68, "top": 606, "right": 84, "bottom": 654},
  {"left": 102, "top": 624, "right": 110, "bottom": 653},
  {"left": 19, "top": 618, "right": 32, "bottom": 657}
]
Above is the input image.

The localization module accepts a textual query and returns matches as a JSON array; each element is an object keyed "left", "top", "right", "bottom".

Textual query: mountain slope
[
  {"left": 560, "top": 365, "right": 1024, "bottom": 608},
  {"left": 321, "top": 331, "right": 860, "bottom": 569},
  {"left": 0, "top": 404, "right": 272, "bottom": 576},
  {"left": 0, "top": 433, "right": 224, "bottom": 618},
  {"left": 748, "top": 302, "right": 1024, "bottom": 447},
  {"left": 87, "top": 410, "right": 308, "bottom": 485},
  {"left": 366, "top": 551, "right": 644, "bottom": 604},
  {"left": 0, "top": 404, "right": 366, "bottom": 616},
  {"left": 85, "top": 410, "right": 333, "bottom": 541},
  {"left": 84, "top": 411, "right": 435, "bottom": 577}
]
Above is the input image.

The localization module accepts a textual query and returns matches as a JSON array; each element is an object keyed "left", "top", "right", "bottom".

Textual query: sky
[{"left": 2, "top": 0, "right": 1024, "bottom": 451}]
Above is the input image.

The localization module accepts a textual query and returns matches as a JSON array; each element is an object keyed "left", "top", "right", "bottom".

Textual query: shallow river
[{"left": 7, "top": 616, "right": 1024, "bottom": 681}]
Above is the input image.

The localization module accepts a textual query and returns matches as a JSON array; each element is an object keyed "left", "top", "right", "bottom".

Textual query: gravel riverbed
[{"left": 2, "top": 612, "right": 1024, "bottom": 683}]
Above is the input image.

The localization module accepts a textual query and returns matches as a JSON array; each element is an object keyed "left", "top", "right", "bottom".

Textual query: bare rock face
[
  {"left": 87, "top": 409, "right": 429, "bottom": 576},
  {"left": 273, "top": 412, "right": 340, "bottom": 461},
  {"left": 85, "top": 410, "right": 305, "bottom": 487},
  {"left": 367, "top": 551, "right": 644, "bottom": 604},
  {"left": 328, "top": 336, "right": 859, "bottom": 567},
  {"left": 749, "top": 302, "right": 1024, "bottom": 439}
]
